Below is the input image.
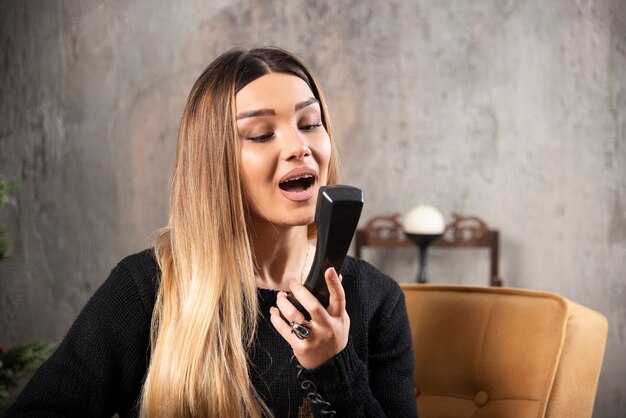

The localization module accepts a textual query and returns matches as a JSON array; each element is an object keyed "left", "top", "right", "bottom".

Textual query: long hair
[{"left": 140, "top": 48, "right": 339, "bottom": 417}]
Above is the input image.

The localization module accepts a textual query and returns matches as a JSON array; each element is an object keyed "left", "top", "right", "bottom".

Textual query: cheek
[
  {"left": 239, "top": 145, "right": 275, "bottom": 193},
  {"left": 240, "top": 147, "right": 263, "bottom": 176},
  {"left": 239, "top": 148, "right": 258, "bottom": 193},
  {"left": 316, "top": 135, "right": 332, "bottom": 180}
]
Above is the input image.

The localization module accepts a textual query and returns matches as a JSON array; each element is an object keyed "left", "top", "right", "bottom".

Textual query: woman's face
[{"left": 236, "top": 72, "right": 331, "bottom": 229}]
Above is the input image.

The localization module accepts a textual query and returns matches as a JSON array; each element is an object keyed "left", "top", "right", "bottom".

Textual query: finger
[
  {"left": 275, "top": 291, "right": 308, "bottom": 323},
  {"left": 325, "top": 268, "right": 346, "bottom": 317},
  {"left": 269, "top": 306, "right": 302, "bottom": 343},
  {"left": 288, "top": 279, "right": 329, "bottom": 323}
]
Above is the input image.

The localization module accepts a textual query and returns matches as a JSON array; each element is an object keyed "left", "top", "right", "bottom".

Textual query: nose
[{"left": 281, "top": 130, "right": 311, "bottom": 161}]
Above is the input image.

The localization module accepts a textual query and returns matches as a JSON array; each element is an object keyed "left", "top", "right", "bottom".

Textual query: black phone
[{"left": 287, "top": 185, "right": 364, "bottom": 319}]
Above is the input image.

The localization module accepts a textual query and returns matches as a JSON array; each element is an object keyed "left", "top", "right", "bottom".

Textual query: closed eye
[
  {"left": 299, "top": 123, "right": 322, "bottom": 132},
  {"left": 247, "top": 132, "right": 274, "bottom": 142}
]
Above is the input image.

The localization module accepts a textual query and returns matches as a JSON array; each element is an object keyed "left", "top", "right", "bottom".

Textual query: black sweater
[{"left": 7, "top": 250, "right": 417, "bottom": 417}]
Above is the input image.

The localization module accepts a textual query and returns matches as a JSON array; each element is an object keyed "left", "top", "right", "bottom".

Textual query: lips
[{"left": 278, "top": 167, "right": 317, "bottom": 202}]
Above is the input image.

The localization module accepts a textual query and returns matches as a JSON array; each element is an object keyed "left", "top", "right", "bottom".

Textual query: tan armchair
[{"left": 400, "top": 284, "right": 608, "bottom": 418}]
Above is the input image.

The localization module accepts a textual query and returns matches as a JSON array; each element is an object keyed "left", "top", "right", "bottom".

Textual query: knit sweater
[{"left": 7, "top": 250, "right": 417, "bottom": 417}]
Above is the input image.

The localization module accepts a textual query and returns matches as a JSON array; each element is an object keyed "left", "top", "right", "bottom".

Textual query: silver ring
[{"left": 290, "top": 320, "right": 312, "bottom": 340}]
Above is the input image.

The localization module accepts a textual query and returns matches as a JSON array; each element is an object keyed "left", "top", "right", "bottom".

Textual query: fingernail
[{"left": 270, "top": 306, "right": 278, "bottom": 314}]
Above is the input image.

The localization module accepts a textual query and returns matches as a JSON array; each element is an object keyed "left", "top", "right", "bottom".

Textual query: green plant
[
  {"left": 0, "top": 179, "right": 20, "bottom": 260},
  {"left": 0, "top": 341, "right": 56, "bottom": 406}
]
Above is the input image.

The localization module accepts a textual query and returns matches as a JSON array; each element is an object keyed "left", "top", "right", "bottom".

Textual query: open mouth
[{"left": 279, "top": 174, "right": 315, "bottom": 193}]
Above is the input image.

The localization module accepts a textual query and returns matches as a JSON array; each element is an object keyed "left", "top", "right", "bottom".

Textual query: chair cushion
[{"left": 401, "top": 284, "right": 607, "bottom": 418}]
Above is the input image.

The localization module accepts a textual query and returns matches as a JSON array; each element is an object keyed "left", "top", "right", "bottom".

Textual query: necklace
[{"left": 300, "top": 243, "right": 310, "bottom": 283}]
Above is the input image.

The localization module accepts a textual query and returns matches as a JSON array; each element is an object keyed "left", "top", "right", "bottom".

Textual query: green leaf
[{"left": 0, "top": 341, "right": 56, "bottom": 406}]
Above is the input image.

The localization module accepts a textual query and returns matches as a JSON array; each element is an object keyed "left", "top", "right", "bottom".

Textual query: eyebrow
[
  {"left": 236, "top": 108, "right": 275, "bottom": 120},
  {"left": 295, "top": 97, "right": 320, "bottom": 111},
  {"left": 236, "top": 97, "right": 320, "bottom": 120}
]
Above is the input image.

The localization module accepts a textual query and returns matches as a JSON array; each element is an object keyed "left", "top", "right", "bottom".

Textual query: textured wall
[{"left": 1, "top": 0, "right": 624, "bottom": 415}]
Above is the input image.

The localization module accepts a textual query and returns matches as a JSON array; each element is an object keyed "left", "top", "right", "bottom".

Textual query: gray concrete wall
[{"left": 1, "top": 0, "right": 624, "bottom": 415}]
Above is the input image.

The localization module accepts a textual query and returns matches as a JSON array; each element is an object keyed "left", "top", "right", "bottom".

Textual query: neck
[{"left": 249, "top": 222, "right": 314, "bottom": 291}]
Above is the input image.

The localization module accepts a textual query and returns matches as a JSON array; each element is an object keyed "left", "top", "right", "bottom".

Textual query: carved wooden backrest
[{"left": 355, "top": 213, "right": 502, "bottom": 286}]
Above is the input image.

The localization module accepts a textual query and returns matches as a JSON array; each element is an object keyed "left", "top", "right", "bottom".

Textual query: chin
[{"left": 282, "top": 212, "right": 315, "bottom": 228}]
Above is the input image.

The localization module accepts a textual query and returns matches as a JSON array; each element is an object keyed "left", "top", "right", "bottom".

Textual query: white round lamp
[{"left": 403, "top": 205, "right": 445, "bottom": 283}]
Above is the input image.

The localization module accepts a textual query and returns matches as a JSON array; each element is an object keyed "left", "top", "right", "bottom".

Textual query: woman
[{"left": 8, "top": 47, "right": 417, "bottom": 418}]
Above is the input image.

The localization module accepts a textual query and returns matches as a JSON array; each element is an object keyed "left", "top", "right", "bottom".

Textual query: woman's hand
[{"left": 269, "top": 267, "right": 350, "bottom": 369}]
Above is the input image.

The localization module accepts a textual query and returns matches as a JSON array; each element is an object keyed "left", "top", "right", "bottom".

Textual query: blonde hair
[{"left": 140, "top": 48, "right": 339, "bottom": 417}]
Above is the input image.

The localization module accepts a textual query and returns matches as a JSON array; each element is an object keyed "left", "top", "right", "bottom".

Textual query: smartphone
[{"left": 287, "top": 185, "right": 364, "bottom": 319}]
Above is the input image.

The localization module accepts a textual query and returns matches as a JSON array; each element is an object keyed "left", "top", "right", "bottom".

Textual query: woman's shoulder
[
  {"left": 341, "top": 256, "right": 404, "bottom": 307},
  {"left": 115, "top": 248, "right": 159, "bottom": 275},
  {"left": 103, "top": 248, "right": 161, "bottom": 313},
  {"left": 342, "top": 256, "right": 400, "bottom": 287}
]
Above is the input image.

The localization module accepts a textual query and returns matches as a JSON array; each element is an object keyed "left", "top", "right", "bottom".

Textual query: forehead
[{"left": 235, "top": 72, "right": 316, "bottom": 112}]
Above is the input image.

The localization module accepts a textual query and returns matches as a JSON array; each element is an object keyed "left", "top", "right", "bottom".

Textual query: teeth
[{"left": 281, "top": 174, "right": 313, "bottom": 183}]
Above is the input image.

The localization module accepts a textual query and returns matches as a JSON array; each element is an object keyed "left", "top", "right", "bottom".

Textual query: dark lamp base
[{"left": 404, "top": 233, "right": 443, "bottom": 283}]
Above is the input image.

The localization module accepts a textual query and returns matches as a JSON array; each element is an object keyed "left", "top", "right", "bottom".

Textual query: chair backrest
[
  {"left": 355, "top": 213, "right": 502, "bottom": 286},
  {"left": 400, "top": 284, "right": 608, "bottom": 418}
]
